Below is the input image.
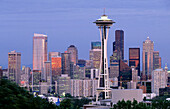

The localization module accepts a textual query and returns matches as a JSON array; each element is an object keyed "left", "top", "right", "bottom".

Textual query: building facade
[
  {"left": 129, "top": 48, "right": 140, "bottom": 76},
  {"left": 152, "top": 69, "right": 166, "bottom": 96},
  {"left": 8, "top": 51, "right": 21, "bottom": 84},
  {"left": 33, "top": 33, "right": 47, "bottom": 71},
  {"left": 67, "top": 45, "right": 78, "bottom": 65},
  {"left": 142, "top": 37, "right": 154, "bottom": 80}
]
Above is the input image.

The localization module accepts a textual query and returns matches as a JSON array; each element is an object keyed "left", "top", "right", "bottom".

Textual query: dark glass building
[
  {"left": 91, "top": 41, "right": 101, "bottom": 49},
  {"left": 61, "top": 52, "right": 72, "bottom": 76},
  {"left": 129, "top": 48, "right": 140, "bottom": 76},
  {"left": 115, "top": 30, "right": 124, "bottom": 60},
  {"left": 118, "top": 60, "right": 132, "bottom": 88}
]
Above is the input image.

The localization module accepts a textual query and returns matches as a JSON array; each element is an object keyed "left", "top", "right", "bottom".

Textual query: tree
[{"left": 0, "top": 79, "right": 56, "bottom": 109}]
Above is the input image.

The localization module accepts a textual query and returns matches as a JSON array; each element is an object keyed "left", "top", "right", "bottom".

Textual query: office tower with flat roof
[
  {"left": 129, "top": 48, "right": 140, "bottom": 76},
  {"left": 152, "top": 69, "right": 166, "bottom": 96},
  {"left": 61, "top": 52, "right": 72, "bottom": 76},
  {"left": 89, "top": 49, "right": 101, "bottom": 69},
  {"left": 44, "top": 61, "right": 52, "bottom": 86},
  {"left": 8, "top": 50, "right": 21, "bottom": 84},
  {"left": 142, "top": 37, "right": 154, "bottom": 80},
  {"left": 57, "top": 74, "right": 71, "bottom": 96},
  {"left": 94, "top": 14, "right": 115, "bottom": 100},
  {"left": 51, "top": 56, "right": 62, "bottom": 82},
  {"left": 33, "top": 33, "right": 47, "bottom": 71},
  {"left": 67, "top": 45, "right": 78, "bottom": 65},
  {"left": 153, "top": 51, "right": 161, "bottom": 70},
  {"left": 115, "top": 30, "right": 124, "bottom": 60},
  {"left": 91, "top": 41, "right": 101, "bottom": 49}
]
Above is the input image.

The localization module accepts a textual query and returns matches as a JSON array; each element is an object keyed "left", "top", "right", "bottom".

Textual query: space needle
[{"left": 94, "top": 12, "right": 115, "bottom": 101}]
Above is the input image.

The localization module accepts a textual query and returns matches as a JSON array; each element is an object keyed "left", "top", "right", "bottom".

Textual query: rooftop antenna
[{"left": 104, "top": 8, "right": 105, "bottom": 15}]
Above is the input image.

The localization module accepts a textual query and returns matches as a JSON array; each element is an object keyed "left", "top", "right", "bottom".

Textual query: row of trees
[{"left": 112, "top": 99, "right": 170, "bottom": 109}]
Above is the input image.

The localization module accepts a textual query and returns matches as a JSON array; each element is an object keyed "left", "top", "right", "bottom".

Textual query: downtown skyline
[{"left": 0, "top": 0, "right": 170, "bottom": 68}]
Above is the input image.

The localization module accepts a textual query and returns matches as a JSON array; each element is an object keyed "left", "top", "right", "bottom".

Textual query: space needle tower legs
[{"left": 94, "top": 14, "right": 115, "bottom": 101}]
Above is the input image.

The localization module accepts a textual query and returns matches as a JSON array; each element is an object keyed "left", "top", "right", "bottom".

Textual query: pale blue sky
[{"left": 0, "top": 0, "right": 170, "bottom": 69}]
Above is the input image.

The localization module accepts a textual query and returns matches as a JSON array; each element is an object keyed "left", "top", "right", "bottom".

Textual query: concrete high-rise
[
  {"left": 94, "top": 14, "right": 115, "bottom": 100},
  {"left": 152, "top": 69, "right": 166, "bottom": 96},
  {"left": 8, "top": 51, "right": 21, "bottom": 84},
  {"left": 33, "top": 33, "right": 47, "bottom": 71},
  {"left": 67, "top": 45, "right": 78, "bottom": 65},
  {"left": 129, "top": 48, "right": 140, "bottom": 76},
  {"left": 115, "top": 30, "right": 124, "bottom": 60},
  {"left": 89, "top": 49, "right": 101, "bottom": 69},
  {"left": 142, "top": 37, "right": 154, "bottom": 80}
]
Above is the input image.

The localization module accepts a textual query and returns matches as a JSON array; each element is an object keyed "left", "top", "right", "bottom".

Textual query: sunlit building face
[
  {"left": 33, "top": 33, "right": 47, "bottom": 71},
  {"left": 8, "top": 51, "right": 21, "bottom": 84}
]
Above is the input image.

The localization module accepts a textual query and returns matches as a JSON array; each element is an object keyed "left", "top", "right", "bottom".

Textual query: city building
[
  {"left": 89, "top": 49, "right": 101, "bottom": 69},
  {"left": 109, "top": 60, "right": 119, "bottom": 78},
  {"left": 142, "top": 37, "right": 154, "bottom": 80},
  {"left": 118, "top": 60, "right": 132, "bottom": 88},
  {"left": 140, "top": 81, "right": 152, "bottom": 93},
  {"left": 114, "top": 30, "right": 124, "bottom": 60},
  {"left": 49, "top": 52, "right": 60, "bottom": 61},
  {"left": 40, "top": 82, "right": 48, "bottom": 95},
  {"left": 57, "top": 74, "right": 71, "bottom": 96},
  {"left": 73, "top": 64, "right": 85, "bottom": 79},
  {"left": 33, "top": 33, "right": 47, "bottom": 71},
  {"left": 8, "top": 50, "right": 21, "bottom": 84},
  {"left": 32, "top": 70, "right": 41, "bottom": 92},
  {"left": 70, "top": 79, "right": 98, "bottom": 97},
  {"left": 152, "top": 69, "right": 166, "bottom": 96},
  {"left": 91, "top": 41, "right": 101, "bottom": 49},
  {"left": 129, "top": 48, "right": 140, "bottom": 76},
  {"left": 44, "top": 61, "right": 52, "bottom": 88},
  {"left": 67, "top": 45, "right": 78, "bottom": 65},
  {"left": 111, "top": 89, "right": 143, "bottom": 104},
  {"left": 153, "top": 51, "right": 161, "bottom": 70},
  {"left": 20, "top": 67, "right": 31, "bottom": 87},
  {"left": 131, "top": 66, "right": 138, "bottom": 82},
  {"left": 61, "top": 52, "right": 72, "bottom": 76},
  {"left": 50, "top": 56, "right": 61, "bottom": 83}
]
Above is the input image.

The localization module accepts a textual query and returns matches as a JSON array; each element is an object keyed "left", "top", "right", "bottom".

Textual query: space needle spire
[{"left": 94, "top": 12, "right": 115, "bottom": 101}]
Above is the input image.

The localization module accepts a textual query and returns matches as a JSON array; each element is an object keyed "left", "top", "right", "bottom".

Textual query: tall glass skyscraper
[
  {"left": 115, "top": 30, "right": 124, "bottom": 60},
  {"left": 8, "top": 50, "right": 21, "bottom": 84},
  {"left": 33, "top": 33, "right": 47, "bottom": 71},
  {"left": 61, "top": 52, "right": 71, "bottom": 76},
  {"left": 142, "top": 37, "right": 154, "bottom": 80}
]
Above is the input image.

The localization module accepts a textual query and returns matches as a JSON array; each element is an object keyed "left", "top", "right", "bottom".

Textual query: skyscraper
[
  {"left": 89, "top": 49, "right": 101, "bottom": 69},
  {"left": 152, "top": 69, "right": 166, "bottom": 96},
  {"left": 51, "top": 56, "right": 62, "bottom": 82},
  {"left": 91, "top": 41, "right": 101, "bottom": 49},
  {"left": 67, "top": 45, "right": 78, "bottom": 65},
  {"left": 8, "top": 51, "right": 21, "bottom": 84},
  {"left": 129, "top": 48, "right": 140, "bottom": 76},
  {"left": 115, "top": 30, "right": 124, "bottom": 60},
  {"left": 49, "top": 52, "right": 60, "bottom": 61},
  {"left": 142, "top": 37, "right": 154, "bottom": 80},
  {"left": 33, "top": 33, "right": 47, "bottom": 71},
  {"left": 153, "top": 51, "right": 161, "bottom": 70},
  {"left": 61, "top": 52, "right": 72, "bottom": 76},
  {"left": 119, "top": 60, "right": 132, "bottom": 88},
  {"left": 94, "top": 14, "right": 115, "bottom": 100}
]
